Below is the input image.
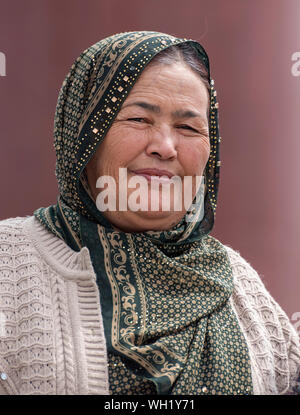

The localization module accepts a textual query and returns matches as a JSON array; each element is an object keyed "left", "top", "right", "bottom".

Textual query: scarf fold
[{"left": 34, "top": 31, "right": 253, "bottom": 395}]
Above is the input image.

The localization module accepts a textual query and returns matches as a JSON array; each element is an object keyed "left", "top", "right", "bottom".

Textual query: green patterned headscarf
[{"left": 35, "top": 31, "right": 253, "bottom": 395}]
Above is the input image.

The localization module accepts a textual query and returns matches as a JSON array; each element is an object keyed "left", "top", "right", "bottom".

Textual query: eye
[
  {"left": 177, "top": 124, "right": 199, "bottom": 133},
  {"left": 127, "top": 117, "right": 146, "bottom": 123}
]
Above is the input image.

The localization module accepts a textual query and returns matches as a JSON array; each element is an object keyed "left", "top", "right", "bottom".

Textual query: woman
[{"left": 0, "top": 31, "right": 299, "bottom": 395}]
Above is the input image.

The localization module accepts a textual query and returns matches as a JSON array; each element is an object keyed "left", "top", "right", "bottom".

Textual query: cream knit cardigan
[{"left": 0, "top": 216, "right": 299, "bottom": 395}]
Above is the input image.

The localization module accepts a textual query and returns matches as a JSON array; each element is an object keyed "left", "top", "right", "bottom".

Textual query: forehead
[{"left": 123, "top": 62, "right": 209, "bottom": 109}]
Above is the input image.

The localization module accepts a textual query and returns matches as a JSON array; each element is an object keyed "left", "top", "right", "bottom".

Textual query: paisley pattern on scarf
[{"left": 34, "top": 31, "right": 253, "bottom": 395}]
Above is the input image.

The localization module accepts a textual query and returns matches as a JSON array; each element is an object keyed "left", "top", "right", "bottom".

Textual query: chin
[{"left": 111, "top": 210, "right": 186, "bottom": 233}]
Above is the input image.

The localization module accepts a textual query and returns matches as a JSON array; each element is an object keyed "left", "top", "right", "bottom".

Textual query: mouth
[{"left": 130, "top": 168, "right": 176, "bottom": 183}]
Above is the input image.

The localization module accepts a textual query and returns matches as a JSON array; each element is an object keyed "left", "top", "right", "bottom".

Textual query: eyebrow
[
  {"left": 122, "top": 101, "right": 161, "bottom": 114},
  {"left": 122, "top": 101, "right": 207, "bottom": 122}
]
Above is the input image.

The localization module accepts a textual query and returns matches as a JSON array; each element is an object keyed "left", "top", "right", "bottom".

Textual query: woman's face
[{"left": 86, "top": 61, "right": 210, "bottom": 232}]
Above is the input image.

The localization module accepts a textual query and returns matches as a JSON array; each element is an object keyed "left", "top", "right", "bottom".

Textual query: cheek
[
  {"left": 94, "top": 128, "right": 147, "bottom": 174},
  {"left": 180, "top": 140, "right": 210, "bottom": 175},
  {"left": 107, "top": 128, "right": 147, "bottom": 162}
]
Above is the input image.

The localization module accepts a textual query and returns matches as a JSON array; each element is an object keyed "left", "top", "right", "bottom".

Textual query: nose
[{"left": 145, "top": 125, "right": 178, "bottom": 160}]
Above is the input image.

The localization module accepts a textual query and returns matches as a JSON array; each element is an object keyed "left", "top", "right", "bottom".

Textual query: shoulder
[
  {"left": 223, "top": 245, "right": 268, "bottom": 296},
  {"left": 0, "top": 216, "right": 30, "bottom": 233},
  {"left": 0, "top": 215, "right": 95, "bottom": 279},
  {"left": 223, "top": 243, "right": 297, "bottom": 341},
  {"left": 0, "top": 215, "right": 46, "bottom": 273},
  {"left": 0, "top": 216, "right": 55, "bottom": 394},
  {"left": 223, "top": 244, "right": 300, "bottom": 394},
  {"left": 0, "top": 216, "right": 47, "bottom": 274},
  {"left": 224, "top": 245, "right": 260, "bottom": 281},
  {"left": 224, "top": 244, "right": 295, "bottom": 329},
  {"left": 0, "top": 216, "right": 34, "bottom": 258}
]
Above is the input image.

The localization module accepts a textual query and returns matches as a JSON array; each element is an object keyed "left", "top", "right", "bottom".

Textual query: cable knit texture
[{"left": 0, "top": 217, "right": 299, "bottom": 395}]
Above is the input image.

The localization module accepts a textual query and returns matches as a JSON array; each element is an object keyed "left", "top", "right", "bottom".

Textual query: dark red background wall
[{"left": 0, "top": 0, "right": 299, "bottom": 322}]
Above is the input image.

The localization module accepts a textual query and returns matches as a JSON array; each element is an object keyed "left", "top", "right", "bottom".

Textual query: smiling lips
[{"left": 131, "top": 168, "right": 176, "bottom": 183}]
